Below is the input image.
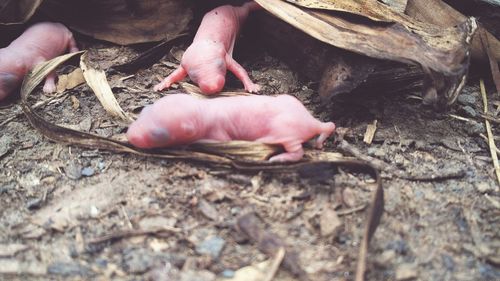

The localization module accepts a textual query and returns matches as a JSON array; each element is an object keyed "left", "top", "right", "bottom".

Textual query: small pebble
[
  {"left": 81, "top": 167, "right": 95, "bottom": 177},
  {"left": 375, "top": 250, "right": 396, "bottom": 267},
  {"left": 122, "top": 248, "right": 154, "bottom": 274},
  {"left": 97, "top": 161, "right": 106, "bottom": 171},
  {"left": 441, "top": 254, "right": 455, "bottom": 271},
  {"left": 90, "top": 205, "right": 100, "bottom": 218},
  {"left": 195, "top": 236, "right": 226, "bottom": 259},
  {"left": 476, "top": 182, "right": 494, "bottom": 193},
  {"left": 386, "top": 240, "right": 408, "bottom": 255},
  {"left": 95, "top": 258, "right": 108, "bottom": 268},
  {"left": 65, "top": 162, "right": 82, "bottom": 180},
  {"left": 461, "top": 105, "right": 477, "bottom": 118},
  {"left": 47, "top": 262, "right": 93, "bottom": 277},
  {"left": 26, "top": 198, "right": 43, "bottom": 210},
  {"left": 395, "top": 263, "right": 418, "bottom": 280},
  {"left": 230, "top": 207, "right": 241, "bottom": 216},
  {"left": 479, "top": 263, "right": 500, "bottom": 279},
  {"left": 464, "top": 121, "right": 484, "bottom": 136},
  {"left": 221, "top": 269, "right": 235, "bottom": 278},
  {"left": 457, "top": 94, "right": 477, "bottom": 106}
]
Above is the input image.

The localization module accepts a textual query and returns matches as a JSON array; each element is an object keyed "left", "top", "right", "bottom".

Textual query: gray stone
[
  {"left": 47, "top": 262, "right": 94, "bottom": 277},
  {"left": 461, "top": 105, "right": 477, "bottom": 118},
  {"left": 221, "top": 269, "right": 235, "bottom": 278},
  {"left": 464, "top": 121, "right": 484, "bottom": 136},
  {"left": 65, "top": 161, "right": 82, "bottom": 180},
  {"left": 122, "top": 248, "right": 154, "bottom": 274},
  {"left": 457, "top": 94, "right": 477, "bottom": 106},
  {"left": 195, "top": 236, "right": 226, "bottom": 259},
  {"left": 81, "top": 167, "right": 95, "bottom": 177}
]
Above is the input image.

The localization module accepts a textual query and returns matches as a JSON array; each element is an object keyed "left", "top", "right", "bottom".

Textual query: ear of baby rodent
[{"left": 0, "top": 72, "right": 21, "bottom": 100}]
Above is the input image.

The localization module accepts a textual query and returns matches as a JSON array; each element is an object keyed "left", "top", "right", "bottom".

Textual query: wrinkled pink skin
[
  {"left": 154, "top": 2, "right": 261, "bottom": 95},
  {"left": 127, "top": 94, "right": 336, "bottom": 162},
  {"left": 0, "top": 22, "right": 78, "bottom": 101}
]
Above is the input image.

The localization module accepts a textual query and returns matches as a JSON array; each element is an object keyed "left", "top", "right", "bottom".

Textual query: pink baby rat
[
  {"left": 127, "top": 94, "right": 336, "bottom": 162},
  {"left": 0, "top": 22, "right": 78, "bottom": 100},
  {"left": 154, "top": 2, "right": 261, "bottom": 95}
]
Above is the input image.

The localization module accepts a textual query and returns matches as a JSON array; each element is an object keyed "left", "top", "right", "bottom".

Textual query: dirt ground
[{"left": 0, "top": 27, "right": 499, "bottom": 281}]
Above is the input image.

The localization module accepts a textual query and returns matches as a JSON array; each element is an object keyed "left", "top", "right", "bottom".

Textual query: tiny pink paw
[
  {"left": 314, "top": 141, "right": 324, "bottom": 149},
  {"left": 246, "top": 83, "right": 261, "bottom": 93},
  {"left": 154, "top": 83, "right": 167, "bottom": 92},
  {"left": 43, "top": 82, "right": 57, "bottom": 93},
  {"left": 268, "top": 151, "right": 304, "bottom": 162}
]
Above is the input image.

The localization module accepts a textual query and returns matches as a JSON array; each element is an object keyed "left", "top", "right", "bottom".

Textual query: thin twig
[
  {"left": 87, "top": 227, "right": 181, "bottom": 246},
  {"left": 484, "top": 194, "right": 500, "bottom": 209},
  {"left": 263, "top": 247, "right": 286, "bottom": 281},
  {"left": 448, "top": 114, "right": 471, "bottom": 122},
  {"left": 396, "top": 170, "right": 466, "bottom": 181},
  {"left": 337, "top": 204, "right": 367, "bottom": 216},
  {"left": 337, "top": 140, "right": 390, "bottom": 171},
  {"left": 480, "top": 79, "right": 500, "bottom": 189},
  {"left": 480, "top": 113, "right": 500, "bottom": 124},
  {"left": 121, "top": 205, "right": 133, "bottom": 230}
]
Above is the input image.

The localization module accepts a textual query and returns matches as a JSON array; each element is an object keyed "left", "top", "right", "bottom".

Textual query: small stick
[
  {"left": 87, "top": 227, "right": 181, "bottom": 246},
  {"left": 363, "top": 120, "right": 378, "bottom": 144},
  {"left": 337, "top": 204, "right": 367, "bottom": 216},
  {"left": 480, "top": 79, "right": 500, "bottom": 189},
  {"left": 263, "top": 247, "right": 286, "bottom": 281},
  {"left": 121, "top": 205, "right": 133, "bottom": 230}
]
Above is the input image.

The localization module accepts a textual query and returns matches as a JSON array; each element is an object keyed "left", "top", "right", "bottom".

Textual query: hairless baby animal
[
  {"left": 0, "top": 22, "right": 78, "bottom": 100},
  {"left": 154, "top": 2, "right": 261, "bottom": 95},
  {"left": 127, "top": 94, "right": 336, "bottom": 162}
]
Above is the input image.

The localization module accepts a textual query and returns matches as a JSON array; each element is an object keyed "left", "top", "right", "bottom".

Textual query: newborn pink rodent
[
  {"left": 154, "top": 2, "right": 261, "bottom": 95},
  {"left": 127, "top": 94, "right": 336, "bottom": 162},
  {"left": 0, "top": 22, "right": 78, "bottom": 100}
]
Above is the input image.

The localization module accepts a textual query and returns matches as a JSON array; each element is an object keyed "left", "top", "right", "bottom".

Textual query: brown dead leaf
[
  {"left": 39, "top": 0, "right": 192, "bottom": 45},
  {"left": 286, "top": 0, "right": 397, "bottom": 22},
  {"left": 70, "top": 95, "right": 80, "bottom": 110},
  {"left": 80, "top": 52, "right": 132, "bottom": 124},
  {"left": 56, "top": 68, "right": 85, "bottom": 93},
  {"left": 406, "top": 0, "right": 500, "bottom": 62}
]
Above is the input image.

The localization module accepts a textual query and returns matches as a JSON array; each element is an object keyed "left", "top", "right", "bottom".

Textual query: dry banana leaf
[
  {"left": 0, "top": 0, "right": 43, "bottom": 24},
  {"left": 406, "top": 0, "right": 500, "bottom": 62},
  {"left": 285, "top": 0, "right": 394, "bottom": 22},
  {"left": 80, "top": 52, "right": 133, "bottom": 124},
  {"left": 255, "top": 0, "right": 477, "bottom": 107},
  {"left": 38, "top": 0, "right": 193, "bottom": 45},
  {"left": 380, "top": 0, "right": 408, "bottom": 13},
  {"left": 189, "top": 141, "right": 279, "bottom": 161}
]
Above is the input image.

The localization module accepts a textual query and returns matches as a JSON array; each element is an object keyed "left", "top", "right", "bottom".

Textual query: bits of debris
[{"left": 395, "top": 263, "right": 418, "bottom": 280}]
